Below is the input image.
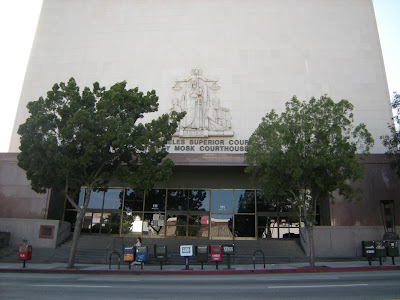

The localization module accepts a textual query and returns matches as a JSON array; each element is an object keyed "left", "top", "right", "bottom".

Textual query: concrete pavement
[{"left": 1, "top": 258, "right": 400, "bottom": 274}]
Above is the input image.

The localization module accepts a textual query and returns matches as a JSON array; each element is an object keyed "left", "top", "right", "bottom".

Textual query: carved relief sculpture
[{"left": 171, "top": 69, "right": 234, "bottom": 137}]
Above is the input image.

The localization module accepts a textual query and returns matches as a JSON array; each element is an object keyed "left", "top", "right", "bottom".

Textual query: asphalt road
[{"left": 1, "top": 270, "right": 399, "bottom": 299}]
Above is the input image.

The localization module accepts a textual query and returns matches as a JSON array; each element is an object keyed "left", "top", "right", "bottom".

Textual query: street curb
[{"left": 1, "top": 265, "right": 400, "bottom": 275}]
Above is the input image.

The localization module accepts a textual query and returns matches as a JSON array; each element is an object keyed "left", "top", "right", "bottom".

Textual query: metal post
[
  {"left": 186, "top": 257, "right": 189, "bottom": 270},
  {"left": 227, "top": 255, "right": 231, "bottom": 269}
]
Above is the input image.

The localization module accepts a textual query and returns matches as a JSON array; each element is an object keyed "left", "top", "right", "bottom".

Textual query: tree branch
[{"left": 66, "top": 194, "right": 82, "bottom": 211}]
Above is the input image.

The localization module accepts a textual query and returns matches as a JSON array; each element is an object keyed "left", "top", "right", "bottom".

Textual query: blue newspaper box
[{"left": 135, "top": 246, "right": 148, "bottom": 262}]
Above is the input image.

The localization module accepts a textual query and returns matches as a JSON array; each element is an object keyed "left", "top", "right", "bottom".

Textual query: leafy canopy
[
  {"left": 17, "top": 77, "right": 185, "bottom": 194},
  {"left": 245, "top": 95, "right": 374, "bottom": 222}
]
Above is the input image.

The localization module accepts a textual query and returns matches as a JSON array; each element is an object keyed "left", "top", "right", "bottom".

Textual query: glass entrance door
[{"left": 166, "top": 189, "right": 210, "bottom": 238}]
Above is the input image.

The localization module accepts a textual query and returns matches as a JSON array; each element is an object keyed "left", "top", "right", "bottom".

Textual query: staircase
[{"left": 0, "top": 234, "right": 307, "bottom": 266}]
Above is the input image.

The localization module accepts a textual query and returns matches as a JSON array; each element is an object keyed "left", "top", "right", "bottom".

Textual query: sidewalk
[{"left": 1, "top": 258, "right": 400, "bottom": 274}]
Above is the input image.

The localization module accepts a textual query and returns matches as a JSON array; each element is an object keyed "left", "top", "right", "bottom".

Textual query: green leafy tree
[
  {"left": 17, "top": 78, "right": 185, "bottom": 268},
  {"left": 381, "top": 92, "right": 400, "bottom": 177},
  {"left": 245, "top": 95, "right": 374, "bottom": 267}
]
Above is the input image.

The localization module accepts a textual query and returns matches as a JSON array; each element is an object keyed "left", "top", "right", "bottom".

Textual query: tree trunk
[
  {"left": 67, "top": 187, "right": 92, "bottom": 269},
  {"left": 67, "top": 209, "right": 84, "bottom": 268},
  {"left": 306, "top": 225, "right": 316, "bottom": 268}
]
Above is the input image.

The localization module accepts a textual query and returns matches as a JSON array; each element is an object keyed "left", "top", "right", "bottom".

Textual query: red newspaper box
[
  {"left": 18, "top": 245, "right": 32, "bottom": 261},
  {"left": 18, "top": 244, "right": 32, "bottom": 268},
  {"left": 209, "top": 245, "right": 222, "bottom": 262}
]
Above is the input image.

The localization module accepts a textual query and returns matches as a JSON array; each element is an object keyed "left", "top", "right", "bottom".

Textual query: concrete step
[{"left": 0, "top": 235, "right": 306, "bottom": 265}]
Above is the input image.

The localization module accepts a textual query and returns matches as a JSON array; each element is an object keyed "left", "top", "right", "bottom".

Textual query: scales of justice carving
[{"left": 170, "top": 69, "right": 234, "bottom": 138}]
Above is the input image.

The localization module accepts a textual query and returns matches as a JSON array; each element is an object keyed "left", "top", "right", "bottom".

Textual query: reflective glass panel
[
  {"left": 188, "top": 190, "right": 210, "bottom": 211},
  {"left": 121, "top": 212, "right": 143, "bottom": 235},
  {"left": 102, "top": 212, "right": 121, "bottom": 234},
  {"left": 166, "top": 213, "right": 177, "bottom": 237},
  {"left": 234, "top": 190, "right": 255, "bottom": 213},
  {"left": 144, "top": 189, "right": 166, "bottom": 212},
  {"left": 268, "top": 216, "right": 279, "bottom": 238},
  {"left": 167, "top": 214, "right": 186, "bottom": 237},
  {"left": 103, "top": 189, "right": 123, "bottom": 210},
  {"left": 188, "top": 215, "right": 209, "bottom": 238},
  {"left": 279, "top": 216, "right": 300, "bottom": 238},
  {"left": 256, "top": 191, "right": 277, "bottom": 212},
  {"left": 124, "top": 189, "right": 144, "bottom": 212},
  {"left": 234, "top": 215, "right": 255, "bottom": 237},
  {"left": 211, "top": 190, "right": 233, "bottom": 213},
  {"left": 167, "top": 190, "right": 188, "bottom": 211},
  {"left": 257, "top": 216, "right": 269, "bottom": 239},
  {"left": 210, "top": 214, "right": 233, "bottom": 238},
  {"left": 91, "top": 212, "right": 102, "bottom": 233},
  {"left": 87, "top": 190, "right": 104, "bottom": 209},
  {"left": 143, "top": 213, "right": 165, "bottom": 236}
]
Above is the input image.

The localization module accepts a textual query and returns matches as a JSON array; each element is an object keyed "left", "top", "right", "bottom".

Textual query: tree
[
  {"left": 245, "top": 95, "right": 374, "bottom": 267},
  {"left": 381, "top": 92, "right": 400, "bottom": 178},
  {"left": 17, "top": 78, "right": 185, "bottom": 268}
]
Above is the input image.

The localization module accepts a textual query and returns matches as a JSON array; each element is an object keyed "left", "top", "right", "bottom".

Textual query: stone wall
[
  {"left": 0, "top": 153, "right": 50, "bottom": 219},
  {"left": 330, "top": 155, "right": 400, "bottom": 226},
  {"left": 0, "top": 218, "right": 70, "bottom": 248},
  {"left": 301, "top": 226, "right": 400, "bottom": 257}
]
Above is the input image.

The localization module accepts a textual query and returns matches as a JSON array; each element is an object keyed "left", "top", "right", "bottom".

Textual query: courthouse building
[{"left": 1, "top": 0, "right": 399, "bottom": 256}]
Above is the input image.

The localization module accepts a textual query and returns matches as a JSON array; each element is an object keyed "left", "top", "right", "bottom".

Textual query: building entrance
[{"left": 64, "top": 188, "right": 302, "bottom": 239}]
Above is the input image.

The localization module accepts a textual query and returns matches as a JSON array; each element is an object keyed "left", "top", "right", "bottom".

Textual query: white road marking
[
  {"left": 32, "top": 284, "right": 112, "bottom": 288},
  {"left": 78, "top": 278, "right": 140, "bottom": 282},
  {"left": 268, "top": 284, "right": 368, "bottom": 289}
]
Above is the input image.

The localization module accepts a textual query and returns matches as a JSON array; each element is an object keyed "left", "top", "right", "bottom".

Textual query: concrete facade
[
  {"left": 301, "top": 226, "right": 400, "bottom": 257},
  {"left": 0, "top": 218, "right": 70, "bottom": 248},
  {"left": 9, "top": 0, "right": 392, "bottom": 154},
  {"left": 0, "top": 153, "right": 49, "bottom": 219},
  {"left": 330, "top": 155, "right": 400, "bottom": 226},
  {"left": 2, "top": 1, "right": 399, "bottom": 257}
]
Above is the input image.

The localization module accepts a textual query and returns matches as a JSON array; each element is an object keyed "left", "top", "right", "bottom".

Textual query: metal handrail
[
  {"left": 253, "top": 250, "right": 266, "bottom": 269},
  {"left": 299, "top": 227, "right": 307, "bottom": 246},
  {"left": 109, "top": 250, "right": 121, "bottom": 270},
  {"left": 105, "top": 233, "right": 128, "bottom": 262},
  {"left": 56, "top": 224, "right": 71, "bottom": 246}
]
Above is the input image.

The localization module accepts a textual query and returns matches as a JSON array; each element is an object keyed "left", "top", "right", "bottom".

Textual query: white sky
[{"left": 0, "top": 0, "right": 399, "bottom": 153}]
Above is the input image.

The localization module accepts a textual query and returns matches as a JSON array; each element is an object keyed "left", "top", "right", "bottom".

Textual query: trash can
[{"left": 385, "top": 240, "right": 399, "bottom": 265}]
